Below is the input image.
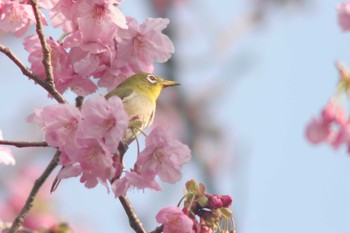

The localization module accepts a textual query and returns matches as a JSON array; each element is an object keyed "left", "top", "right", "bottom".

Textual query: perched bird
[
  {"left": 51, "top": 73, "right": 179, "bottom": 192},
  {"left": 105, "top": 72, "right": 179, "bottom": 144}
]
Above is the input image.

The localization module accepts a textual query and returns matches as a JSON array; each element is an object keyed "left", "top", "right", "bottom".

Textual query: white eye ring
[{"left": 146, "top": 74, "right": 157, "bottom": 84}]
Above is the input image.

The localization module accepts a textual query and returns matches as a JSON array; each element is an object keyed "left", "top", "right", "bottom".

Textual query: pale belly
[{"left": 122, "top": 92, "right": 155, "bottom": 144}]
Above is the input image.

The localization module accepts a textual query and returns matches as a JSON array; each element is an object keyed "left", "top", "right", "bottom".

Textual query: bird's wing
[{"left": 105, "top": 87, "right": 134, "bottom": 100}]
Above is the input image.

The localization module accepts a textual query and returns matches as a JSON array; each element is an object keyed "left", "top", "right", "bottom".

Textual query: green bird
[
  {"left": 51, "top": 73, "right": 179, "bottom": 192},
  {"left": 105, "top": 72, "right": 179, "bottom": 143}
]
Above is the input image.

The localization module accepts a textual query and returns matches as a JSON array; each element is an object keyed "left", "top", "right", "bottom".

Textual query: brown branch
[
  {"left": 0, "top": 44, "right": 66, "bottom": 104},
  {"left": 118, "top": 196, "right": 147, "bottom": 233},
  {"left": 28, "top": 0, "right": 66, "bottom": 104},
  {"left": 8, "top": 151, "right": 60, "bottom": 233},
  {"left": 149, "top": 225, "right": 163, "bottom": 233},
  {"left": 0, "top": 140, "right": 48, "bottom": 148},
  {"left": 29, "top": 0, "right": 54, "bottom": 84},
  {"left": 114, "top": 140, "right": 147, "bottom": 233},
  {"left": 0, "top": 44, "right": 46, "bottom": 87}
]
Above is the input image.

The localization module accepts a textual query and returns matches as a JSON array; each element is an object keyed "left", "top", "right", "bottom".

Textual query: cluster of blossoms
[
  {"left": 156, "top": 180, "right": 234, "bottom": 233},
  {"left": 0, "top": 1, "right": 235, "bottom": 232},
  {"left": 305, "top": 2, "right": 350, "bottom": 152},
  {"left": 1, "top": 0, "right": 174, "bottom": 95},
  {"left": 28, "top": 95, "right": 191, "bottom": 196},
  {"left": 305, "top": 63, "right": 350, "bottom": 152},
  {"left": 0, "top": 0, "right": 189, "bottom": 195}
]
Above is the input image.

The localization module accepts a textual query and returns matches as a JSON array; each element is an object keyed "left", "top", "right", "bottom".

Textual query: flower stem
[{"left": 118, "top": 195, "right": 147, "bottom": 233}]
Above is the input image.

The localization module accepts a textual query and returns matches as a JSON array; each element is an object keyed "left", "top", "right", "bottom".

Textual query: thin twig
[
  {"left": 29, "top": 0, "right": 54, "bottom": 84},
  {"left": 0, "top": 140, "right": 48, "bottom": 148},
  {"left": 0, "top": 44, "right": 46, "bottom": 86},
  {"left": 28, "top": 0, "right": 66, "bottom": 104},
  {"left": 149, "top": 225, "right": 163, "bottom": 233},
  {"left": 0, "top": 44, "right": 66, "bottom": 104},
  {"left": 114, "top": 139, "right": 147, "bottom": 232},
  {"left": 118, "top": 196, "right": 147, "bottom": 233},
  {"left": 8, "top": 151, "right": 60, "bottom": 233}
]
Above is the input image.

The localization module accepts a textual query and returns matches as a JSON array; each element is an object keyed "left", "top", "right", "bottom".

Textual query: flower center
[
  {"left": 154, "top": 149, "right": 165, "bottom": 163},
  {"left": 133, "top": 35, "right": 144, "bottom": 49},
  {"left": 93, "top": 4, "right": 105, "bottom": 19},
  {"left": 104, "top": 118, "right": 116, "bottom": 130}
]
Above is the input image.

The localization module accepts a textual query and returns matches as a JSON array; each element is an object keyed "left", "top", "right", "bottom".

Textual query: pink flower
[
  {"left": 305, "top": 118, "right": 331, "bottom": 144},
  {"left": 71, "top": 138, "right": 114, "bottom": 188},
  {"left": 116, "top": 17, "right": 174, "bottom": 73},
  {"left": 156, "top": 206, "right": 193, "bottom": 233},
  {"left": 97, "top": 68, "right": 130, "bottom": 91},
  {"left": 0, "top": 130, "right": 15, "bottom": 166},
  {"left": 27, "top": 104, "right": 82, "bottom": 148},
  {"left": 24, "top": 35, "right": 98, "bottom": 96},
  {"left": 49, "top": 0, "right": 75, "bottom": 32},
  {"left": 331, "top": 123, "right": 350, "bottom": 149},
  {"left": 207, "top": 194, "right": 232, "bottom": 210},
  {"left": 111, "top": 170, "right": 161, "bottom": 197},
  {"left": 137, "top": 126, "right": 191, "bottom": 183},
  {"left": 28, "top": 95, "right": 129, "bottom": 190},
  {"left": 81, "top": 95, "right": 128, "bottom": 153},
  {"left": 338, "top": 2, "right": 350, "bottom": 31},
  {"left": 0, "top": 1, "right": 36, "bottom": 36},
  {"left": 322, "top": 100, "right": 347, "bottom": 125},
  {"left": 73, "top": 0, "right": 127, "bottom": 43},
  {"left": 56, "top": 163, "right": 82, "bottom": 180}
]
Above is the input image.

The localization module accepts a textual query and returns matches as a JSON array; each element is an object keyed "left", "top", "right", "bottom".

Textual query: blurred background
[{"left": 1, "top": 0, "right": 350, "bottom": 232}]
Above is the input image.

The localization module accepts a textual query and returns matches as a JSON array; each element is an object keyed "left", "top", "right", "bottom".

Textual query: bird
[
  {"left": 50, "top": 72, "right": 179, "bottom": 192},
  {"left": 105, "top": 72, "right": 180, "bottom": 144}
]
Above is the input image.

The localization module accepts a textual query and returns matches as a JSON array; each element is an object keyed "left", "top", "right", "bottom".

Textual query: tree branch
[
  {"left": 28, "top": 0, "right": 66, "bottom": 104},
  {"left": 0, "top": 44, "right": 66, "bottom": 104},
  {"left": 8, "top": 151, "right": 60, "bottom": 233},
  {"left": 118, "top": 195, "right": 147, "bottom": 233},
  {"left": 0, "top": 44, "right": 46, "bottom": 86},
  {"left": 29, "top": 0, "right": 54, "bottom": 84},
  {"left": 0, "top": 140, "right": 48, "bottom": 148},
  {"left": 149, "top": 225, "right": 163, "bottom": 233}
]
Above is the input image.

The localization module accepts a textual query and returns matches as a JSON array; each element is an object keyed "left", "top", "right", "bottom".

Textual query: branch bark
[
  {"left": 0, "top": 44, "right": 66, "bottom": 104},
  {"left": 149, "top": 225, "right": 163, "bottom": 233},
  {"left": 29, "top": 0, "right": 54, "bottom": 84},
  {"left": 0, "top": 140, "right": 48, "bottom": 148},
  {"left": 118, "top": 196, "right": 147, "bottom": 233},
  {"left": 28, "top": 0, "right": 66, "bottom": 104}
]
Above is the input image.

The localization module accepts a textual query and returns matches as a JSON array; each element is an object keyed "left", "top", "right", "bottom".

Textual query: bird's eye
[{"left": 146, "top": 74, "right": 157, "bottom": 84}]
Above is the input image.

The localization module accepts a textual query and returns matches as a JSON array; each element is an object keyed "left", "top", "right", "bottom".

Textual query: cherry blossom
[
  {"left": 305, "top": 118, "right": 332, "bottom": 144},
  {"left": 111, "top": 171, "right": 161, "bottom": 197},
  {"left": 115, "top": 17, "right": 175, "bottom": 73},
  {"left": 73, "top": 0, "right": 127, "bottom": 43},
  {"left": 80, "top": 95, "right": 128, "bottom": 153},
  {"left": 0, "top": 1, "right": 36, "bottom": 37},
  {"left": 207, "top": 194, "right": 232, "bottom": 210},
  {"left": 338, "top": 2, "right": 350, "bottom": 31},
  {"left": 136, "top": 126, "right": 191, "bottom": 183},
  {"left": 156, "top": 206, "right": 193, "bottom": 233},
  {"left": 27, "top": 104, "right": 82, "bottom": 148}
]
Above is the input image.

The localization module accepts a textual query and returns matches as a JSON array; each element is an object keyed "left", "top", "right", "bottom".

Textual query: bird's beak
[{"left": 161, "top": 79, "right": 180, "bottom": 88}]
